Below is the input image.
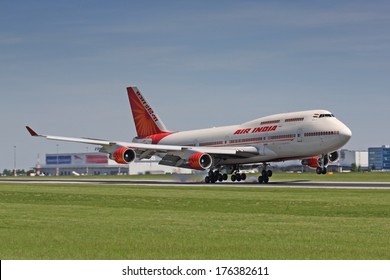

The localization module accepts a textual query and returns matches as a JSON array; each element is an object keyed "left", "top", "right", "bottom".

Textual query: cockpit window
[{"left": 319, "top": 114, "right": 334, "bottom": 118}]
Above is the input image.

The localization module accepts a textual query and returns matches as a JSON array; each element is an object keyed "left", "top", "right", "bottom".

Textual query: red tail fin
[{"left": 127, "top": 87, "right": 170, "bottom": 138}]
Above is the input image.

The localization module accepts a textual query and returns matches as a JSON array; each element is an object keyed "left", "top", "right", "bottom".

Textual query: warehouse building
[{"left": 337, "top": 149, "right": 368, "bottom": 171}]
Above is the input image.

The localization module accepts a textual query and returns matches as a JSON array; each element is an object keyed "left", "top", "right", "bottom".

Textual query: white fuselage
[{"left": 157, "top": 110, "right": 352, "bottom": 165}]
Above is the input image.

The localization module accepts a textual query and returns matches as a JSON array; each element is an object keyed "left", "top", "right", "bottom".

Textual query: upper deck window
[
  {"left": 285, "top": 117, "right": 304, "bottom": 122},
  {"left": 261, "top": 120, "right": 280, "bottom": 125}
]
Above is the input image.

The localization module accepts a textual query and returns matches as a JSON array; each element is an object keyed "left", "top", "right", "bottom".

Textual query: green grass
[{"left": 0, "top": 182, "right": 389, "bottom": 259}]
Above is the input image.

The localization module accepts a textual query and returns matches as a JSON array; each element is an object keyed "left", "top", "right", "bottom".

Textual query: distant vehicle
[{"left": 27, "top": 86, "right": 352, "bottom": 183}]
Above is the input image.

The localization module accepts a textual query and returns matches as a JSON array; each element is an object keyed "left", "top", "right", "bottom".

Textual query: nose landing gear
[
  {"left": 316, "top": 154, "right": 328, "bottom": 175},
  {"left": 316, "top": 167, "right": 327, "bottom": 174}
]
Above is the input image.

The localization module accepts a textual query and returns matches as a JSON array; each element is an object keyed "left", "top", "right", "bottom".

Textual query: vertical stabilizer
[{"left": 127, "top": 87, "right": 170, "bottom": 138}]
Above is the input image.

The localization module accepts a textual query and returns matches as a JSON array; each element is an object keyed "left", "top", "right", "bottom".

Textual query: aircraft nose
[{"left": 339, "top": 123, "right": 352, "bottom": 144}]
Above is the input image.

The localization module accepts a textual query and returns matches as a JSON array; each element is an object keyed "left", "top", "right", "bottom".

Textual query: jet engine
[
  {"left": 328, "top": 151, "right": 339, "bottom": 162},
  {"left": 112, "top": 147, "right": 136, "bottom": 164},
  {"left": 188, "top": 152, "right": 213, "bottom": 170},
  {"left": 301, "top": 151, "right": 339, "bottom": 169}
]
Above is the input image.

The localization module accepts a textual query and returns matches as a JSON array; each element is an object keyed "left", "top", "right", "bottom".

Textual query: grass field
[{"left": 1, "top": 181, "right": 389, "bottom": 260}]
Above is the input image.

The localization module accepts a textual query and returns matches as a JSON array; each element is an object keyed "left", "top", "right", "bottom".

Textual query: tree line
[{"left": 1, "top": 169, "right": 34, "bottom": 176}]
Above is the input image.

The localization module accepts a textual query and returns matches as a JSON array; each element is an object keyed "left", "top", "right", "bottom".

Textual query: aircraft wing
[
  {"left": 26, "top": 126, "right": 186, "bottom": 152},
  {"left": 26, "top": 126, "right": 260, "bottom": 169}
]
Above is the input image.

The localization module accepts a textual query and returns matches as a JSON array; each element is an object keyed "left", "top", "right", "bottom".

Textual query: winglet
[{"left": 26, "top": 126, "right": 39, "bottom": 137}]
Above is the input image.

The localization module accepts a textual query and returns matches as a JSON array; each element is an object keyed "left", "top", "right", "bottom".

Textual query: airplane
[{"left": 26, "top": 86, "right": 352, "bottom": 183}]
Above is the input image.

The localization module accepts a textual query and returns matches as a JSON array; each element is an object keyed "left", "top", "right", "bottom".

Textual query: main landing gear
[
  {"left": 231, "top": 171, "right": 247, "bottom": 182},
  {"left": 204, "top": 170, "right": 228, "bottom": 183},
  {"left": 258, "top": 163, "right": 272, "bottom": 184},
  {"left": 204, "top": 165, "right": 272, "bottom": 184},
  {"left": 204, "top": 166, "right": 247, "bottom": 183}
]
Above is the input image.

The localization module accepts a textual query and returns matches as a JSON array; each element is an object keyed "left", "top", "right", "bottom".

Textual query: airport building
[
  {"left": 39, "top": 152, "right": 191, "bottom": 176},
  {"left": 368, "top": 145, "right": 390, "bottom": 171},
  {"left": 337, "top": 149, "right": 369, "bottom": 171}
]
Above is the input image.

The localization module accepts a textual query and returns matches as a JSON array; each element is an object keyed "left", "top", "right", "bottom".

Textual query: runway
[{"left": 1, "top": 178, "right": 390, "bottom": 189}]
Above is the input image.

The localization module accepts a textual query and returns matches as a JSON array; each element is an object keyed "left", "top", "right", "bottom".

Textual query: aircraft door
[
  {"left": 297, "top": 128, "right": 303, "bottom": 142},
  {"left": 224, "top": 135, "right": 229, "bottom": 145}
]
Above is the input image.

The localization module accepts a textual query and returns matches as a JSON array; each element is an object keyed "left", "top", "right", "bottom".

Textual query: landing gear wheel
[
  {"left": 316, "top": 167, "right": 328, "bottom": 175},
  {"left": 206, "top": 170, "right": 229, "bottom": 183},
  {"left": 258, "top": 175, "right": 269, "bottom": 184},
  {"left": 231, "top": 172, "right": 246, "bottom": 182},
  {"left": 259, "top": 163, "right": 272, "bottom": 184}
]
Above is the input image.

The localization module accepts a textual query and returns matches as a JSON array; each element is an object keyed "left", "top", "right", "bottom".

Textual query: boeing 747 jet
[{"left": 27, "top": 87, "right": 352, "bottom": 183}]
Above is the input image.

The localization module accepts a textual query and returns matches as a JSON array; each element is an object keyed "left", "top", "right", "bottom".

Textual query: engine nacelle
[
  {"left": 301, "top": 156, "right": 320, "bottom": 169},
  {"left": 188, "top": 152, "right": 213, "bottom": 170},
  {"left": 112, "top": 147, "right": 136, "bottom": 164}
]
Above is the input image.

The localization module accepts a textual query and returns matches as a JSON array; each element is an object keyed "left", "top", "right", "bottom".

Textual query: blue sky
[{"left": 1, "top": 0, "right": 390, "bottom": 171}]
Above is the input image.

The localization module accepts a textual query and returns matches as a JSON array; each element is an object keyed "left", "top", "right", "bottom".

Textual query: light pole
[
  {"left": 85, "top": 146, "right": 89, "bottom": 175},
  {"left": 13, "top": 145, "right": 16, "bottom": 176},
  {"left": 56, "top": 144, "right": 59, "bottom": 176}
]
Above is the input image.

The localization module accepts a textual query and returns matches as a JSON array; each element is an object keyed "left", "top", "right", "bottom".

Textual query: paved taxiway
[{"left": 1, "top": 178, "right": 390, "bottom": 189}]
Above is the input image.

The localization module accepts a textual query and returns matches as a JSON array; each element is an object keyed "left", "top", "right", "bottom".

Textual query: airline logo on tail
[
  {"left": 134, "top": 90, "right": 159, "bottom": 122},
  {"left": 127, "top": 87, "right": 170, "bottom": 138}
]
